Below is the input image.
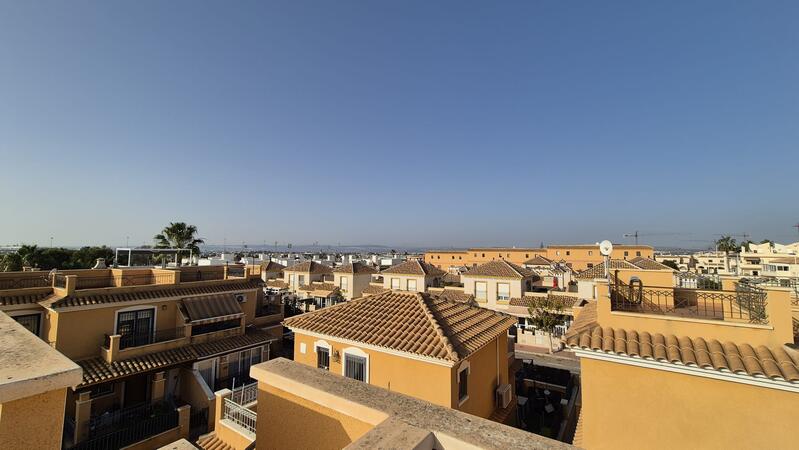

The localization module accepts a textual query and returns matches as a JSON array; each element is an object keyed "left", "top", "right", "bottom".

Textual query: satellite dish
[{"left": 599, "top": 240, "right": 613, "bottom": 256}]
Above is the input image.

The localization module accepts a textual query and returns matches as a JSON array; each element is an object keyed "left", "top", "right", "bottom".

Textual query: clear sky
[{"left": 1, "top": 1, "right": 797, "bottom": 249}]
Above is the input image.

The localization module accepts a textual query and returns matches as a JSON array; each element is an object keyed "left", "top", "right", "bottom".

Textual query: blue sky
[{"left": 1, "top": 1, "right": 797, "bottom": 249}]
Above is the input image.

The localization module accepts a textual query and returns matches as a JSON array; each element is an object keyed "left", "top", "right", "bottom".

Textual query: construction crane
[{"left": 623, "top": 231, "right": 686, "bottom": 245}]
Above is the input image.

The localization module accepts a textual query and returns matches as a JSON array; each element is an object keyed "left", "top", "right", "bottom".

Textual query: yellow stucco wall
[
  {"left": 256, "top": 383, "right": 373, "bottom": 450},
  {"left": 425, "top": 246, "right": 654, "bottom": 271},
  {"left": 454, "top": 333, "right": 508, "bottom": 418},
  {"left": 292, "top": 333, "right": 454, "bottom": 408},
  {"left": 580, "top": 357, "right": 799, "bottom": 450},
  {"left": 0, "top": 388, "right": 67, "bottom": 450}
]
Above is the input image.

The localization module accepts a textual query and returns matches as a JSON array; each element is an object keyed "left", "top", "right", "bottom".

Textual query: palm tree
[
  {"left": 715, "top": 236, "right": 738, "bottom": 253},
  {"left": 17, "top": 244, "right": 41, "bottom": 268},
  {"left": 153, "top": 222, "right": 205, "bottom": 266}
]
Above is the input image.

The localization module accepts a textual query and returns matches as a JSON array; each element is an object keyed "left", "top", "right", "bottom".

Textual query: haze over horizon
[{"left": 1, "top": 2, "right": 797, "bottom": 249}]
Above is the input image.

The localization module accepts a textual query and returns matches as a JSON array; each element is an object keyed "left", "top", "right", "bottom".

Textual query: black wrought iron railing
[
  {"left": 255, "top": 302, "right": 283, "bottom": 317},
  {"left": 69, "top": 401, "right": 178, "bottom": 450},
  {"left": 0, "top": 276, "right": 50, "bottom": 290},
  {"left": 190, "top": 319, "right": 240, "bottom": 336},
  {"left": 180, "top": 270, "right": 225, "bottom": 282},
  {"left": 54, "top": 274, "right": 68, "bottom": 289},
  {"left": 227, "top": 265, "right": 246, "bottom": 278},
  {"left": 609, "top": 283, "right": 767, "bottom": 324},
  {"left": 739, "top": 277, "right": 799, "bottom": 306},
  {"left": 675, "top": 272, "right": 722, "bottom": 290},
  {"left": 113, "top": 327, "right": 186, "bottom": 350}
]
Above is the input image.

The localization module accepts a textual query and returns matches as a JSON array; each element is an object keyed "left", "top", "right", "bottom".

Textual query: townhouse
[
  {"left": 425, "top": 244, "right": 654, "bottom": 272},
  {"left": 0, "top": 264, "right": 284, "bottom": 450},
  {"left": 379, "top": 259, "right": 447, "bottom": 292},
  {"left": 283, "top": 290, "right": 518, "bottom": 422},
  {"left": 331, "top": 262, "right": 378, "bottom": 300}
]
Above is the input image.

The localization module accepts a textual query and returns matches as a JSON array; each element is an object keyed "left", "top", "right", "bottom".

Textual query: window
[
  {"left": 298, "top": 275, "right": 305, "bottom": 285},
  {"left": 391, "top": 278, "right": 400, "bottom": 289},
  {"left": 497, "top": 283, "right": 510, "bottom": 301},
  {"left": 588, "top": 251, "right": 593, "bottom": 256},
  {"left": 317, "top": 347, "right": 330, "bottom": 370},
  {"left": 566, "top": 251, "right": 570, "bottom": 256},
  {"left": 116, "top": 308, "right": 155, "bottom": 349},
  {"left": 587, "top": 263, "right": 594, "bottom": 269},
  {"left": 451, "top": 256, "right": 455, "bottom": 260},
  {"left": 340, "top": 276, "right": 348, "bottom": 292},
  {"left": 407, "top": 279, "right": 417, "bottom": 291},
  {"left": 482, "top": 253, "right": 485, "bottom": 257},
  {"left": 556, "top": 251, "right": 560, "bottom": 256},
  {"left": 343, "top": 349, "right": 368, "bottom": 382},
  {"left": 289, "top": 274, "right": 295, "bottom": 286},
  {"left": 475, "top": 282, "right": 487, "bottom": 301},
  {"left": 457, "top": 363, "right": 470, "bottom": 404},
  {"left": 636, "top": 251, "right": 641, "bottom": 257},
  {"left": 624, "top": 251, "right": 629, "bottom": 257},
  {"left": 12, "top": 313, "right": 41, "bottom": 336}
]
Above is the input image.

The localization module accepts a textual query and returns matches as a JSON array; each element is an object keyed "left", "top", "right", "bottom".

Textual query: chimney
[{"left": 92, "top": 258, "right": 107, "bottom": 269}]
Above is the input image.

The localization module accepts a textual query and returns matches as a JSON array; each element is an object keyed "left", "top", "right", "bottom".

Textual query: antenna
[
  {"left": 623, "top": 231, "right": 639, "bottom": 245},
  {"left": 599, "top": 240, "right": 613, "bottom": 279}
]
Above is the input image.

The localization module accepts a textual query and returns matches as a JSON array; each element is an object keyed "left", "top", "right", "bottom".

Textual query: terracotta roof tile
[
  {"left": 463, "top": 260, "right": 536, "bottom": 279},
  {"left": 260, "top": 261, "right": 286, "bottom": 272},
  {"left": 509, "top": 294, "right": 581, "bottom": 309},
  {"left": 361, "top": 285, "right": 389, "bottom": 296},
  {"left": 283, "top": 291, "right": 515, "bottom": 362},
  {"left": 76, "top": 328, "right": 274, "bottom": 388},
  {"left": 430, "top": 290, "right": 475, "bottom": 305},
  {"left": 574, "top": 260, "right": 640, "bottom": 280},
  {"left": 43, "top": 280, "right": 262, "bottom": 309},
  {"left": 630, "top": 257, "right": 674, "bottom": 271},
  {"left": 524, "top": 256, "right": 554, "bottom": 266},
  {"left": 566, "top": 325, "right": 799, "bottom": 382},
  {"left": 381, "top": 260, "right": 446, "bottom": 276},
  {"left": 0, "top": 288, "right": 52, "bottom": 306},
  {"left": 332, "top": 262, "right": 378, "bottom": 274},
  {"left": 284, "top": 261, "right": 333, "bottom": 274}
]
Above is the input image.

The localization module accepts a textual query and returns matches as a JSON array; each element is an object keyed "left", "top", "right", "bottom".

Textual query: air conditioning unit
[
  {"left": 234, "top": 293, "right": 247, "bottom": 303},
  {"left": 496, "top": 384, "right": 512, "bottom": 409}
]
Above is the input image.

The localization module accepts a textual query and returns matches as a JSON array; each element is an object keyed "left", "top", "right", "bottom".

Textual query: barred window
[
  {"left": 344, "top": 354, "right": 367, "bottom": 382},
  {"left": 317, "top": 347, "right": 330, "bottom": 370}
]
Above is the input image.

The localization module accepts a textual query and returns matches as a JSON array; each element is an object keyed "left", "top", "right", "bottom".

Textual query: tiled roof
[
  {"left": 332, "top": 262, "right": 378, "bottom": 274},
  {"left": 524, "top": 256, "right": 553, "bottom": 266},
  {"left": 0, "top": 289, "right": 52, "bottom": 306},
  {"left": 261, "top": 261, "right": 286, "bottom": 272},
  {"left": 361, "top": 285, "right": 389, "bottom": 296},
  {"left": 284, "top": 261, "right": 332, "bottom": 274},
  {"left": 509, "top": 294, "right": 581, "bottom": 309},
  {"left": 298, "top": 282, "right": 340, "bottom": 298},
  {"left": 566, "top": 325, "right": 799, "bottom": 383},
  {"left": 381, "top": 260, "right": 446, "bottom": 276},
  {"left": 283, "top": 291, "right": 515, "bottom": 362},
  {"left": 76, "top": 328, "right": 274, "bottom": 388},
  {"left": 630, "top": 257, "right": 674, "bottom": 271},
  {"left": 441, "top": 273, "right": 461, "bottom": 284},
  {"left": 42, "top": 280, "right": 262, "bottom": 309},
  {"left": 430, "top": 289, "right": 475, "bottom": 305},
  {"left": 266, "top": 279, "right": 289, "bottom": 289},
  {"left": 463, "top": 260, "right": 536, "bottom": 279},
  {"left": 574, "top": 260, "right": 639, "bottom": 280}
]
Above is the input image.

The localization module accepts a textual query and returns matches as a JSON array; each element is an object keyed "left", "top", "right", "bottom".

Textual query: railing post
[
  {"left": 214, "top": 389, "right": 232, "bottom": 430},
  {"left": 74, "top": 391, "right": 92, "bottom": 444},
  {"left": 151, "top": 371, "right": 166, "bottom": 404},
  {"left": 224, "top": 265, "right": 230, "bottom": 280},
  {"left": 103, "top": 334, "right": 121, "bottom": 363},
  {"left": 177, "top": 404, "right": 191, "bottom": 439}
]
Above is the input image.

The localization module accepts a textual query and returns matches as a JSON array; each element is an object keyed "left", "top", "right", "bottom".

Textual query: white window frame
[
  {"left": 457, "top": 361, "right": 470, "bottom": 406},
  {"left": 314, "top": 339, "right": 332, "bottom": 370},
  {"left": 339, "top": 276, "right": 348, "bottom": 292},
  {"left": 497, "top": 283, "right": 510, "bottom": 301},
  {"left": 342, "top": 347, "right": 369, "bottom": 383},
  {"left": 475, "top": 281, "right": 487, "bottom": 301},
  {"left": 391, "top": 278, "right": 400, "bottom": 290},
  {"left": 406, "top": 279, "right": 417, "bottom": 292},
  {"left": 289, "top": 274, "right": 295, "bottom": 286}
]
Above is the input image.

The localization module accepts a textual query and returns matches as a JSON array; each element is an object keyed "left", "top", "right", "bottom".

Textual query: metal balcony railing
[
  {"left": 223, "top": 398, "right": 257, "bottom": 435},
  {"left": 112, "top": 327, "right": 186, "bottom": 350},
  {"left": 0, "top": 276, "right": 50, "bottom": 290},
  {"left": 674, "top": 272, "right": 722, "bottom": 290},
  {"left": 70, "top": 401, "right": 178, "bottom": 450},
  {"left": 610, "top": 282, "right": 767, "bottom": 324},
  {"left": 227, "top": 265, "right": 246, "bottom": 278},
  {"left": 255, "top": 302, "right": 282, "bottom": 317},
  {"left": 230, "top": 381, "right": 258, "bottom": 405}
]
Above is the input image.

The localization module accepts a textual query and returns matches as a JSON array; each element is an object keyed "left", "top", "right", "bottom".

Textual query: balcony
[
  {"left": 609, "top": 282, "right": 768, "bottom": 324},
  {"left": 102, "top": 327, "right": 188, "bottom": 362}
]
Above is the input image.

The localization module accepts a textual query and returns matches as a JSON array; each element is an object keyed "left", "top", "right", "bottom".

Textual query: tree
[
  {"left": 16, "top": 245, "right": 42, "bottom": 268},
  {"left": 715, "top": 236, "right": 738, "bottom": 253},
  {"left": 661, "top": 259, "right": 680, "bottom": 271},
  {"left": 527, "top": 296, "right": 565, "bottom": 354},
  {"left": 154, "top": 222, "right": 204, "bottom": 265},
  {"left": 0, "top": 253, "right": 22, "bottom": 272}
]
